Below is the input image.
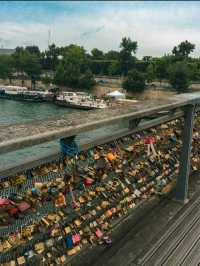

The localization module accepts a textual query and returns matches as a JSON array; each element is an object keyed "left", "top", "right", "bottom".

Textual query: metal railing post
[{"left": 176, "top": 104, "right": 195, "bottom": 203}]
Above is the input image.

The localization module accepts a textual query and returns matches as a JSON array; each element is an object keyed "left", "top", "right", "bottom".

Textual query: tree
[
  {"left": 13, "top": 47, "right": 25, "bottom": 74},
  {"left": 187, "top": 62, "right": 200, "bottom": 81},
  {"left": 146, "top": 64, "right": 155, "bottom": 83},
  {"left": 120, "top": 37, "right": 138, "bottom": 54},
  {"left": 54, "top": 44, "right": 95, "bottom": 90},
  {"left": 105, "top": 50, "right": 120, "bottom": 61},
  {"left": 54, "top": 63, "right": 66, "bottom": 86},
  {"left": 119, "top": 37, "right": 138, "bottom": 76},
  {"left": 123, "top": 69, "right": 146, "bottom": 92},
  {"left": 0, "top": 55, "right": 14, "bottom": 84},
  {"left": 108, "top": 61, "right": 121, "bottom": 76},
  {"left": 168, "top": 62, "right": 191, "bottom": 92},
  {"left": 25, "top": 46, "right": 41, "bottom": 57},
  {"left": 143, "top": 56, "right": 152, "bottom": 63},
  {"left": 13, "top": 47, "right": 42, "bottom": 88},
  {"left": 21, "top": 51, "right": 42, "bottom": 89},
  {"left": 78, "top": 70, "right": 96, "bottom": 90},
  {"left": 91, "top": 48, "right": 104, "bottom": 59},
  {"left": 155, "top": 56, "right": 171, "bottom": 83},
  {"left": 172, "top": 40, "right": 195, "bottom": 58},
  {"left": 41, "top": 44, "right": 62, "bottom": 70}
]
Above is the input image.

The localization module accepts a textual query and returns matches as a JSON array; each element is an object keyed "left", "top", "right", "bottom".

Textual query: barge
[
  {"left": 0, "top": 86, "right": 44, "bottom": 102},
  {"left": 0, "top": 86, "right": 56, "bottom": 102}
]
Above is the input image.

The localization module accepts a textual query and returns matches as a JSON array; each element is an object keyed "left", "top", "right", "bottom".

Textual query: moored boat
[
  {"left": 55, "top": 91, "right": 107, "bottom": 110},
  {"left": 0, "top": 86, "right": 51, "bottom": 102},
  {"left": 34, "top": 90, "right": 55, "bottom": 102}
]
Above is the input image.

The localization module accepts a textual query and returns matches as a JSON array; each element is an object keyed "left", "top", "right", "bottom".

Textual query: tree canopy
[
  {"left": 123, "top": 69, "right": 146, "bottom": 92},
  {"left": 168, "top": 62, "right": 191, "bottom": 92},
  {"left": 0, "top": 37, "right": 200, "bottom": 93},
  {"left": 119, "top": 37, "right": 138, "bottom": 76},
  {"left": 12, "top": 47, "right": 41, "bottom": 88},
  {"left": 172, "top": 40, "right": 195, "bottom": 58},
  {"left": 54, "top": 44, "right": 95, "bottom": 89}
]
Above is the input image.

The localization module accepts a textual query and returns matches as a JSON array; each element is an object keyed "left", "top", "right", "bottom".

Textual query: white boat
[{"left": 55, "top": 92, "right": 107, "bottom": 110}]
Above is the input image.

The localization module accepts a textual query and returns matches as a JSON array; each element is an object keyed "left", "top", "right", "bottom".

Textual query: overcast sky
[{"left": 0, "top": 1, "right": 200, "bottom": 57}]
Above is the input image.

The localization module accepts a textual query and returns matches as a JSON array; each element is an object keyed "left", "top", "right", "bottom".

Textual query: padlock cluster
[{"left": 0, "top": 115, "right": 199, "bottom": 266}]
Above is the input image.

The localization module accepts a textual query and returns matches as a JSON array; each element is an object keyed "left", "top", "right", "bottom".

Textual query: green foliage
[
  {"left": 78, "top": 70, "right": 96, "bottom": 90},
  {"left": 187, "top": 62, "right": 200, "bottom": 81},
  {"left": 105, "top": 50, "right": 120, "bottom": 60},
  {"left": 91, "top": 48, "right": 104, "bottom": 59},
  {"left": 54, "top": 63, "right": 66, "bottom": 86},
  {"left": 41, "top": 75, "right": 52, "bottom": 85},
  {"left": 120, "top": 37, "right": 138, "bottom": 54},
  {"left": 168, "top": 62, "right": 191, "bottom": 92},
  {"left": 123, "top": 69, "right": 146, "bottom": 92},
  {"left": 119, "top": 51, "right": 136, "bottom": 76},
  {"left": 12, "top": 47, "right": 42, "bottom": 88},
  {"left": 143, "top": 56, "right": 152, "bottom": 62},
  {"left": 154, "top": 55, "right": 174, "bottom": 81},
  {"left": 135, "top": 60, "right": 149, "bottom": 73},
  {"left": 23, "top": 53, "right": 41, "bottom": 88},
  {"left": 25, "top": 46, "right": 40, "bottom": 56},
  {"left": 1, "top": 38, "right": 200, "bottom": 92},
  {"left": 172, "top": 40, "right": 195, "bottom": 58},
  {"left": 0, "top": 55, "right": 14, "bottom": 82},
  {"left": 146, "top": 64, "right": 155, "bottom": 83},
  {"left": 54, "top": 45, "right": 95, "bottom": 90},
  {"left": 119, "top": 37, "right": 138, "bottom": 76},
  {"left": 23, "top": 53, "right": 41, "bottom": 78},
  {"left": 108, "top": 61, "right": 121, "bottom": 76},
  {"left": 13, "top": 47, "right": 26, "bottom": 73},
  {"left": 41, "top": 44, "right": 63, "bottom": 70}
]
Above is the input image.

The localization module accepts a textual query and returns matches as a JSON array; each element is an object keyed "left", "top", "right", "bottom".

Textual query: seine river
[{"left": 0, "top": 99, "right": 125, "bottom": 169}]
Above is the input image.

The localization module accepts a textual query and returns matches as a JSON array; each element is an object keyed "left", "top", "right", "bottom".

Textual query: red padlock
[
  {"left": 144, "top": 136, "right": 156, "bottom": 145},
  {"left": 8, "top": 207, "right": 19, "bottom": 216},
  {"left": 84, "top": 178, "right": 94, "bottom": 186}
]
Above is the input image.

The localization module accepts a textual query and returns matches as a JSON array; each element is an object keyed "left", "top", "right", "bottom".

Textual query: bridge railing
[
  {"left": 0, "top": 93, "right": 200, "bottom": 264},
  {"left": 1, "top": 93, "right": 200, "bottom": 202}
]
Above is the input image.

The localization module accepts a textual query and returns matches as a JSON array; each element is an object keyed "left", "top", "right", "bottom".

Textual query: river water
[
  {"left": 0, "top": 88, "right": 179, "bottom": 169},
  {"left": 0, "top": 99, "right": 126, "bottom": 169}
]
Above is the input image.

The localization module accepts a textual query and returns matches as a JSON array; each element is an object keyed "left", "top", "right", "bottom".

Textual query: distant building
[{"left": 0, "top": 48, "right": 15, "bottom": 55}]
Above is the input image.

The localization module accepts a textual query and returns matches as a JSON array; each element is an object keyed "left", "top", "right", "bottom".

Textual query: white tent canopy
[{"left": 106, "top": 90, "right": 125, "bottom": 98}]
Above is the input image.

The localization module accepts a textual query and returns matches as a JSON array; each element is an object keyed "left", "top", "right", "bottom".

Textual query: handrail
[
  {"left": 0, "top": 93, "right": 200, "bottom": 155},
  {"left": 0, "top": 109, "right": 183, "bottom": 177}
]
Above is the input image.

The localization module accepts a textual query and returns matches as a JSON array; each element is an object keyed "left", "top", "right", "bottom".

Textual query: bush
[
  {"left": 168, "top": 62, "right": 191, "bottom": 92},
  {"left": 123, "top": 69, "right": 146, "bottom": 92}
]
